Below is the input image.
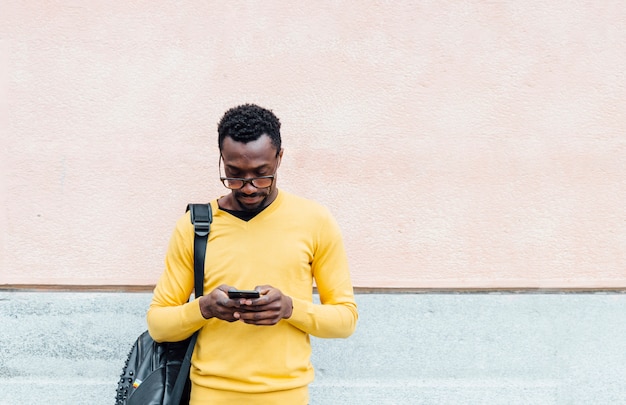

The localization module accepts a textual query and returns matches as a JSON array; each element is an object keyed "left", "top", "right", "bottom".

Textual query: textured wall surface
[
  {"left": 2, "top": 2, "right": 626, "bottom": 288},
  {"left": 3, "top": 292, "right": 626, "bottom": 404}
]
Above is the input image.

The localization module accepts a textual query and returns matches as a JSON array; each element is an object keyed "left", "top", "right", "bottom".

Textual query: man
[{"left": 147, "top": 104, "right": 358, "bottom": 404}]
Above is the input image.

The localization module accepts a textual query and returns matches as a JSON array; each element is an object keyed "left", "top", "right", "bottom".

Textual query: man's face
[{"left": 220, "top": 134, "right": 282, "bottom": 211}]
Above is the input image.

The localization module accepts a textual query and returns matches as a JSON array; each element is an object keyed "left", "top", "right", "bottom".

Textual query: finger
[
  {"left": 217, "top": 295, "right": 242, "bottom": 309},
  {"left": 239, "top": 298, "right": 255, "bottom": 306},
  {"left": 255, "top": 285, "right": 273, "bottom": 295},
  {"left": 237, "top": 310, "right": 264, "bottom": 322},
  {"left": 238, "top": 297, "right": 277, "bottom": 310},
  {"left": 238, "top": 310, "right": 282, "bottom": 325},
  {"left": 217, "top": 284, "right": 230, "bottom": 292}
]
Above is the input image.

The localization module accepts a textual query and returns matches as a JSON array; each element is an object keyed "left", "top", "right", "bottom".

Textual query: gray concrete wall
[{"left": 1, "top": 291, "right": 625, "bottom": 404}]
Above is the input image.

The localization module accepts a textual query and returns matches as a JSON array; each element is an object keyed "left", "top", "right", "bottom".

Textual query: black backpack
[{"left": 116, "top": 204, "right": 212, "bottom": 405}]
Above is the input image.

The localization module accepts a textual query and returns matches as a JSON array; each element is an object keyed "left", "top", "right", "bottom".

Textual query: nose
[{"left": 240, "top": 180, "right": 258, "bottom": 193}]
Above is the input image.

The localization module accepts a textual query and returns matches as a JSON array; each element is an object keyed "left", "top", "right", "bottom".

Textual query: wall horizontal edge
[
  {"left": 2, "top": 284, "right": 626, "bottom": 294},
  {"left": 0, "top": 284, "right": 156, "bottom": 293}
]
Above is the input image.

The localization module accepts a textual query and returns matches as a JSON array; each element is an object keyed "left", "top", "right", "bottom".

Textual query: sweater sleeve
[
  {"left": 286, "top": 210, "right": 358, "bottom": 338},
  {"left": 146, "top": 213, "right": 207, "bottom": 343}
]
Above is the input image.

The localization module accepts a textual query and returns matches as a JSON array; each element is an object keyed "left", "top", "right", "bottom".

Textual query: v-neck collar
[{"left": 217, "top": 189, "right": 283, "bottom": 222}]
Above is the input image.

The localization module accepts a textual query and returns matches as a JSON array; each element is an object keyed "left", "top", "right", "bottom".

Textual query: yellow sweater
[{"left": 147, "top": 190, "right": 358, "bottom": 404}]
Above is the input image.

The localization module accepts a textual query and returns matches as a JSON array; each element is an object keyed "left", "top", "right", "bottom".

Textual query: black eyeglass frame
[{"left": 219, "top": 154, "right": 280, "bottom": 190}]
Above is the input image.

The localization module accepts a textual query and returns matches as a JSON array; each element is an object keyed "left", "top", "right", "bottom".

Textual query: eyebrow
[{"left": 224, "top": 162, "right": 271, "bottom": 172}]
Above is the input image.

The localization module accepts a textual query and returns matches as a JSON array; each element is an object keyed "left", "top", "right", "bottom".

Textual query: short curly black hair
[{"left": 217, "top": 104, "right": 281, "bottom": 155}]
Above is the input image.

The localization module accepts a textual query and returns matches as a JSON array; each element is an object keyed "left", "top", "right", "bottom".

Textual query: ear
[{"left": 277, "top": 148, "right": 284, "bottom": 166}]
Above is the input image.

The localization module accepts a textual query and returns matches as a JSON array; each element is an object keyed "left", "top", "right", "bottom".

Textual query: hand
[
  {"left": 234, "top": 285, "right": 293, "bottom": 326},
  {"left": 199, "top": 284, "right": 243, "bottom": 322}
]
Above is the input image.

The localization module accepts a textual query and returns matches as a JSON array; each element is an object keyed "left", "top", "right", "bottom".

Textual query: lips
[{"left": 237, "top": 194, "right": 262, "bottom": 206}]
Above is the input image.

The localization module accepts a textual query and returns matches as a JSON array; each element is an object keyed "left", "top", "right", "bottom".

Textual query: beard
[{"left": 233, "top": 190, "right": 271, "bottom": 211}]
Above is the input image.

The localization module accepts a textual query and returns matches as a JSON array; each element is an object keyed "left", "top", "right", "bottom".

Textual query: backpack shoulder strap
[
  {"left": 170, "top": 203, "right": 212, "bottom": 403},
  {"left": 186, "top": 203, "right": 212, "bottom": 298}
]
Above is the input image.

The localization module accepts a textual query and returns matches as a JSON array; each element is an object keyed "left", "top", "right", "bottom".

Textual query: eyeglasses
[
  {"left": 221, "top": 175, "right": 275, "bottom": 190},
  {"left": 219, "top": 155, "right": 279, "bottom": 190}
]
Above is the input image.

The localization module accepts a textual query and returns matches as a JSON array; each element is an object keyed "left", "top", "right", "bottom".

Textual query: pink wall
[{"left": 2, "top": 2, "right": 626, "bottom": 288}]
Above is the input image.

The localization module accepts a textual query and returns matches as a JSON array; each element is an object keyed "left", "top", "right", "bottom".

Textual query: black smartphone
[{"left": 228, "top": 289, "right": 260, "bottom": 299}]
